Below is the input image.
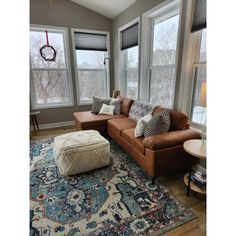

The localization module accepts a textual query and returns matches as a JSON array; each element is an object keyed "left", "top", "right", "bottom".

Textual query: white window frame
[
  {"left": 71, "top": 28, "right": 110, "bottom": 105},
  {"left": 147, "top": 2, "right": 180, "bottom": 108},
  {"left": 30, "top": 24, "right": 74, "bottom": 109},
  {"left": 118, "top": 17, "right": 140, "bottom": 99},
  {"left": 141, "top": 0, "right": 181, "bottom": 103},
  {"left": 189, "top": 29, "right": 207, "bottom": 127}
]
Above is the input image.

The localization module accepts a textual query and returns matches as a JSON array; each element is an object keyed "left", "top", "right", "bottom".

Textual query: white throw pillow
[
  {"left": 98, "top": 103, "right": 116, "bottom": 115},
  {"left": 134, "top": 114, "right": 152, "bottom": 138}
]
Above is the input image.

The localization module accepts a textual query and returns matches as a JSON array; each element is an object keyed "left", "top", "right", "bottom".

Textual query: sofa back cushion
[
  {"left": 91, "top": 96, "right": 111, "bottom": 114},
  {"left": 152, "top": 107, "right": 188, "bottom": 131},
  {"left": 118, "top": 96, "right": 134, "bottom": 116},
  {"left": 128, "top": 100, "right": 156, "bottom": 121}
]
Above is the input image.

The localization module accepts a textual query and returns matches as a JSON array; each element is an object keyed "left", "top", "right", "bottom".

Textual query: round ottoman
[{"left": 54, "top": 130, "right": 110, "bottom": 176}]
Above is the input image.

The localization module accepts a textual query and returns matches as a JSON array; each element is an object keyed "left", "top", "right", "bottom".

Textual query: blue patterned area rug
[{"left": 30, "top": 138, "right": 196, "bottom": 236}]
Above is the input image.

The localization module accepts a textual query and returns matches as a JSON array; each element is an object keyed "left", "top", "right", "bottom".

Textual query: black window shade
[
  {"left": 121, "top": 22, "right": 139, "bottom": 50},
  {"left": 74, "top": 32, "right": 107, "bottom": 51},
  {"left": 191, "top": 0, "right": 206, "bottom": 33}
]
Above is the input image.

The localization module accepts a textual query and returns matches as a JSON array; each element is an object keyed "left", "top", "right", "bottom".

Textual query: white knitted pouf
[{"left": 54, "top": 130, "right": 110, "bottom": 176}]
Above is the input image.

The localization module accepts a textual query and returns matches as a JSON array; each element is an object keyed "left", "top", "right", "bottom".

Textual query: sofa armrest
[{"left": 143, "top": 129, "right": 201, "bottom": 150}]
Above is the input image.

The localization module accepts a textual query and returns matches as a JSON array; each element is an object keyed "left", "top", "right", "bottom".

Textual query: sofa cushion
[
  {"left": 152, "top": 107, "right": 188, "bottom": 131},
  {"left": 129, "top": 100, "right": 156, "bottom": 121},
  {"left": 143, "top": 129, "right": 201, "bottom": 150},
  {"left": 118, "top": 96, "right": 134, "bottom": 115},
  {"left": 121, "top": 128, "right": 145, "bottom": 155},
  {"left": 144, "top": 110, "right": 170, "bottom": 137},
  {"left": 107, "top": 117, "right": 136, "bottom": 135},
  {"left": 91, "top": 96, "right": 111, "bottom": 114},
  {"left": 73, "top": 111, "right": 126, "bottom": 129}
]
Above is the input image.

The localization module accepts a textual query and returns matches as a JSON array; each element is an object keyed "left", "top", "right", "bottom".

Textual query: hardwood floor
[{"left": 30, "top": 126, "right": 206, "bottom": 236}]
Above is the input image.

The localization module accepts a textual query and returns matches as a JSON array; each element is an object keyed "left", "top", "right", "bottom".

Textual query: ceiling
[{"left": 70, "top": 0, "right": 137, "bottom": 19}]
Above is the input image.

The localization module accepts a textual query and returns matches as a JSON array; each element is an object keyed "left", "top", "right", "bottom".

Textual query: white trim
[
  {"left": 142, "top": 0, "right": 177, "bottom": 18},
  {"left": 140, "top": 15, "right": 152, "bottom": 101},
  {"left": 30, "top": 25, "right": 74, "bottom": 110},
  {"left": 30, "top": 120, "right": 74, "bottom": 130},
  {"left": 117, "top": 17, "right": 140, "bottom": 98},
  {"left": 71, "top": 28, "right": 110, "bottom": 104}
]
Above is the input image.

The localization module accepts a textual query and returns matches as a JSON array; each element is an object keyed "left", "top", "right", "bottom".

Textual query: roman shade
[
  {"left": 191, "top": 0, "right": 206, "bottom": 32},
  {"left": 74, "top": 32, "right": 107, "bottom": 51},
  {"left": 121, "top": 22, "right": 139, "bottom": 50}
]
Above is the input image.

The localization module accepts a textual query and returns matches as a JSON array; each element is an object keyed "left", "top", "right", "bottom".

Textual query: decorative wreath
[{"left": 40, "top": 30, "right": 57, "bottom": 61}]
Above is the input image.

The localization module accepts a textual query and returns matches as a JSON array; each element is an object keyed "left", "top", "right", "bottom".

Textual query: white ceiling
[{"left": 70, "top": 0, "right": 137, "bottom": 19}]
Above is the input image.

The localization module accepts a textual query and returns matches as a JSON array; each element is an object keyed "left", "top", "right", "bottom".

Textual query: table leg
[
  {"left": 33, "top": 115, "right": 39, "bottom": 131},
  {"left": 31, "top": 115, "right": 36, "bottom": 131},
  {"left": 152, "top": 177, "right": 155, "bottom": 185},
  {"left": 187, "top": 157, "right": 193, "bottom": 197}
]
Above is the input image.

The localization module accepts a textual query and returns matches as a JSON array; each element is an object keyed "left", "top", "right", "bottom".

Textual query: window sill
[
  {"left": 77, "top": 103, "right": 92, "bottom": 106},
  {"left": 31, "top": 102, "right": 75, "bottom": 110}
]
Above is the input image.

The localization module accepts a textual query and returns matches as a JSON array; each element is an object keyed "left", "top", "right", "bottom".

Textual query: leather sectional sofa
[{"left": 73, "top": 96, "right": 201, "bottom": 183}]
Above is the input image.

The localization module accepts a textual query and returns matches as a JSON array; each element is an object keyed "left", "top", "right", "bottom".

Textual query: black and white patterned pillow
[
  {"left": 144, "top": 110, "right": 170, "bottom": 137},
  {"left": 129, "top": 100, "right": 156, "bottom": 121},
  {"left": 109, "top": 98, "right": 121, "bottom": 114}
]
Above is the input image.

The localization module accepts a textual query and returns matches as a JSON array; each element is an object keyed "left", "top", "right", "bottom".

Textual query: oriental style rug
[{"left": 30, "top": 138, "right": 196, "bottom": 236}]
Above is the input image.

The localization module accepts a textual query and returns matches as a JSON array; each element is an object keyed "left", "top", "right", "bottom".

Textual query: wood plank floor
[{"left": 30, "top": 126, "right": 206, "bottom": 235}]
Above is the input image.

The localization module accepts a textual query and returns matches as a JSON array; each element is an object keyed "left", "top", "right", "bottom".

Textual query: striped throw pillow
[{"left": 144, "top": 110, "right": 170, "bottom": 137}]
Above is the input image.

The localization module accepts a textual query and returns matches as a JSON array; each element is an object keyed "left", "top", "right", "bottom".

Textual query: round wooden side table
[
  {"left": 30, "top": 111, "right": 40, "bottom": 131},
  {"left": 183, "top": 139, "right": 206, "bottom": 196}
]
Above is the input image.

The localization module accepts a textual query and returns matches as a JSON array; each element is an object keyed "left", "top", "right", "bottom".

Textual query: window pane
[
  {"left": 30, "top": 31, "right": 66, "bottom": 69},
  {"left": 127, "top": 46, "right": 138, "bottom": 68},
  {"left": 32, "top": 70, "right": 70, "bottom": 105},
  {"left": 76, "top": 50, "right": 107, "bottom": 69},
  {"left": 149, "top": 65, "right": 176, "bottom": 108},
  {"left": 152, "top": 15, "right": 179, "bottom": 66},
  {"left": 199, "top": 29, "right": 206, "bottom": 62},
  {"left": 126, "top": 69, "right": 138, "bottom": 99},
  {"left": 191, "top": 65, "right": 206, "bottom": 124},
  {"left": 78, "top": 71, "right": 106, "bottom": 102}
]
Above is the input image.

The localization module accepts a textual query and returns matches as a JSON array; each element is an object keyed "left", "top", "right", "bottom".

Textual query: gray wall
[
  {"left": 112, "top": 0, "right": 166, "bottom": 89},
  {"left": 30, "top": 0, "right": 113, "bottom": 124}
]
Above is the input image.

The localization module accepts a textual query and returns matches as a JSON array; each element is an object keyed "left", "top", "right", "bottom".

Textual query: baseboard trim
[{"left": 30, "top": 121, "right": 75, "bottom": 130}]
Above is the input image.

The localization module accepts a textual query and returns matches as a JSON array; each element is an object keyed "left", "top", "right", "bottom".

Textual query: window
[
  {"left": 30, "top": 26, "right": 73, "bottom": 109},
  {"left": 72, "top": 30, "right": 110, "bottom": 104},
  {"left": 149, "top": 11, "right": 179, "bottom": 108},
  {"left": 191, "top": 29, "right": 207, "bottom": 125},
  {"left": 119, "top": 21, "right": 139, "bottom": 99},
  {"left": 122, "top": 46, "right": 139, "bottom": 99}
]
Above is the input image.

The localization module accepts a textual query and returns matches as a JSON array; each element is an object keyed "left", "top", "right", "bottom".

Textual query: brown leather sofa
[{"left": 73, "top": 96, "right": 201, "bottom": 182}]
